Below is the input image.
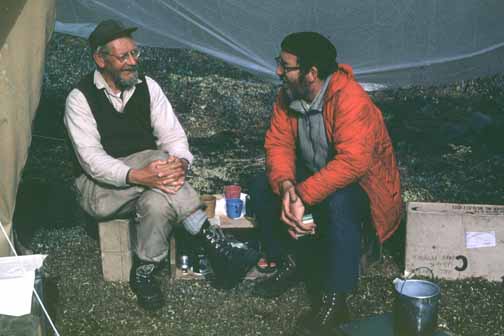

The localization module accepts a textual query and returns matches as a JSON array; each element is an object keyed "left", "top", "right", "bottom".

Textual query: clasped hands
[
  {"left": 279, "top": 180, "right": 316, "bottom": 239},
  {"left": 128, "top": 155, "right": 188, "bottom": 194}
]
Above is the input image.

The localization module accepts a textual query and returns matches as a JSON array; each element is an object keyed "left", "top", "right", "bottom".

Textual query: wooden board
[
  {"left": 173, "top": 263, "right": 267, "bottom": 281},
  {"left": 215, "top": 215, "right": 255, "bottom": 229},
  {"left": 98, "top": 219, "right": 132, "bottom": 282}
]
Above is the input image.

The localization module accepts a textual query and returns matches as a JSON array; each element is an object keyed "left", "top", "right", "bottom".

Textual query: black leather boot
[
  {"left": 253, "top": 255, "right": 298, "bottom": 298},
  {"left": 129, "top": 257, "right": 164, "bottom": 310},
  {"left": 199, "top": 221, "right": 260, "bottom": 289},
  {"left": 290, "top": 292, "right": 350, "bottom": 336}
]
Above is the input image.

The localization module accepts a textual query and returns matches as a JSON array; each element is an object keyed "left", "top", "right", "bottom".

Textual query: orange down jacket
[{"left": 264, "top": 64, "right": 402, "bottom": 243}]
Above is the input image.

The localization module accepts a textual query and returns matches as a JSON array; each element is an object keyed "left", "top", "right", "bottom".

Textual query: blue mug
[{"left": 226, "top": 198, "right": 243, "bottom": 219}]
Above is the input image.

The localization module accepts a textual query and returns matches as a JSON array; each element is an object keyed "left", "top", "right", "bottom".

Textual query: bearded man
[
  {"left": 64, "top": 20, "right": 259, "bottom": 311},
  {"left": 248, "top": 32, "right": 402, "bottom": 335}
]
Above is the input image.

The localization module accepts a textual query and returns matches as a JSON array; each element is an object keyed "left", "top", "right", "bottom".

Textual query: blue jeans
[{"left": 248, "top": 172, "right": 369, "bottom": 293}]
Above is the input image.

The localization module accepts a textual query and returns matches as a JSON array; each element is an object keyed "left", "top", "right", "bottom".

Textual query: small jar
[{"left": 180, "top": 255, "right": 190, "bottom": 273}]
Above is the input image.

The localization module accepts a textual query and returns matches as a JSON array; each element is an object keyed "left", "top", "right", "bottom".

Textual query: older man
[
  {"left": 64, "top": 20, "right": 258, "bottom": 310},
  {"left": 249, "top": 32, "right": 402, "bottom": 335}
]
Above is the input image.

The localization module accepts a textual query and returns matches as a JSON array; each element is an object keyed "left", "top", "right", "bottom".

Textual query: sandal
[{"left": 256, "top": 257, "right": 278, "bottom": 274}]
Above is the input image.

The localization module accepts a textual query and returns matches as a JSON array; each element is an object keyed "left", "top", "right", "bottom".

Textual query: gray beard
[{"left": 114, "top": 70, "right": 139, "bottom": 91}]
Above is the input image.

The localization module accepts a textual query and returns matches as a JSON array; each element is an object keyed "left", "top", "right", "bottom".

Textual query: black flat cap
[{"left": 88, "top": 19, "right": 137, "bottom": 51}]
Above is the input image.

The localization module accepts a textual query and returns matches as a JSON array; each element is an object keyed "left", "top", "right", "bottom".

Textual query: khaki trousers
[{"left": 75, "top": 150, "right": 201, "bottom": 262}]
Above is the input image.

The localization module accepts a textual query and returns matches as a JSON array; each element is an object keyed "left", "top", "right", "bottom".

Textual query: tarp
[
  {"left": 0, "top": 0, "right": 56, "bottom": 256},
  {"left": 56, "top": 0, "right": 504, "bottom": 88}
]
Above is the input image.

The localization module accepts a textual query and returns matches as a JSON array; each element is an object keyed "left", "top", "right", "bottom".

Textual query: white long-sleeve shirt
[{"left": 64, "top": 70, "right": 193, "bottom": 187}]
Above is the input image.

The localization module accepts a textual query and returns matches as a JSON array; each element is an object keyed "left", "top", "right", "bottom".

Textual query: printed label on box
[{"left": 465, "top": 231, "right": 496, "bottom": 249}]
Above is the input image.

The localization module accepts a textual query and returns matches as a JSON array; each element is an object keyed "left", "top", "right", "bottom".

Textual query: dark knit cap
[
  {"left": 281, "top": 32, "right": 337, "bottom": 76},
  {"left": 88, "top": 19, "right": 137, "bottom": 51}
]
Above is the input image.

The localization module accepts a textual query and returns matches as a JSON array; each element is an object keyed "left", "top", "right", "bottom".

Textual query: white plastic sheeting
[{"left": 56, "top": 0, "right": 504, "bottom": 88}]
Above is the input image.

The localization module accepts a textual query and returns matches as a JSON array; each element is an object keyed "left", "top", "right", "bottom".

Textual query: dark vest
[{"left": 76, "top": 73, "right": 157, "bottom": 158}]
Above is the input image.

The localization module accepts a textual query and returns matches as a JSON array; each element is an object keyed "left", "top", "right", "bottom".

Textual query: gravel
[{"left": 13, "top": 32, "right": 504, "bottom": 335}]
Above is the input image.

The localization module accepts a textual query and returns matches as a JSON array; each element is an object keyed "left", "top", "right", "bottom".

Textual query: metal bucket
[{"left": 393, "top": 269, "right": 441, "bottom": 336}]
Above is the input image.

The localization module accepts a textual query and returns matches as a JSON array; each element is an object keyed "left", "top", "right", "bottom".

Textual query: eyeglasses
[
  {"left": 103, "top": 48, "right": 141, "bottom": 63},
  {"left": 275, "top": 56, "right": 300, "bottom": 73}
]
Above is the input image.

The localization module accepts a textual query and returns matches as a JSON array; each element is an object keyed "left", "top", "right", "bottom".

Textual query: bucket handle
[{"left": 400, "top": 267, "right": 435, "bottom": 294}]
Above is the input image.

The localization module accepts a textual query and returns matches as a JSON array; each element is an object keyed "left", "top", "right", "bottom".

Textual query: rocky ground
[{"left": 13, "top": 33, "right": 504, "bottom": 335}]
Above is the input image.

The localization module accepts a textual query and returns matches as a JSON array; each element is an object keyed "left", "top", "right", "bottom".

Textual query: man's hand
[
  {"left": 279, "top": 180, "right": 316, "bottom": 239},
  {"left": 127, "top": 156, "right": 188, "bottom": 194},
  {"left": 155, "top": 156, "right": 188, "bottom": 193}
]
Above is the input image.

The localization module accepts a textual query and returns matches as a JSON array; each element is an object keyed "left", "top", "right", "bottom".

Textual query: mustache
[{"left": 122, "top": 65, "right": 138, "bottom": 72}]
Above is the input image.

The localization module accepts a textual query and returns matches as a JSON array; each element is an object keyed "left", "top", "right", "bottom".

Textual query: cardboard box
[{"left": 405, "top": 202, "right": 504, "bottom": 281}]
